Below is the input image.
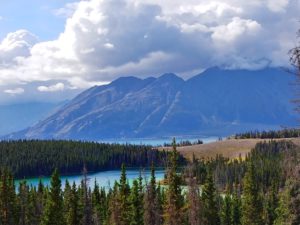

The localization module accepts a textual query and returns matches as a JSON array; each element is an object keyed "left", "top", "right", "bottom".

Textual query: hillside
[
  {"left": 6, "top": 67, "right": 297, "bottom": 140},
  {"left": 160, "top": 137, "right": 300, "bottom": 160}
]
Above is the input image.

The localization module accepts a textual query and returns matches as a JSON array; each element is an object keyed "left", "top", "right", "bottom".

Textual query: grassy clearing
[{"left": 158, "top": 138, "right": 300, "bottom": 161}]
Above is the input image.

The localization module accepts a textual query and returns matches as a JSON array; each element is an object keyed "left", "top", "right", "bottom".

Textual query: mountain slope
[{"left": 6, "top": 67, "right": 297, "bottom": 140}]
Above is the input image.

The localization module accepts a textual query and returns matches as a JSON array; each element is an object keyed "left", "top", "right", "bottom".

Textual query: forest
[
  {"left": 0, "top": 139, "right": 300, "bottom": 225},
  {"left": 0, "top": 140, "right": 186, "bottom": 178},
  {"left": 234, "top": 128, "right": 300, "bottom": 139}
]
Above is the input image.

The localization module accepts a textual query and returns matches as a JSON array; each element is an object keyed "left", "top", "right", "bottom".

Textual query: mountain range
[{"left": 5, "top": 67, "right": 298, "bottom": 140}]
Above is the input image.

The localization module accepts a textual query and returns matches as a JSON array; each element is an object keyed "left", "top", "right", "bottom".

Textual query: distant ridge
[{"left": 5, "top": 67, "right": 297, "bottom": 140}]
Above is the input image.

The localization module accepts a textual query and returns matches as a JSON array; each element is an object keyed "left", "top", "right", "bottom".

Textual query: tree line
[
  {"left": 0, "top": 139, "right": 300, "bottom": 224},
  {"left": 0, "top": 140, "right": 186, "bottom": 179},
  {"left": 234, "top": 128, "right": 300, "bottom": 139}
]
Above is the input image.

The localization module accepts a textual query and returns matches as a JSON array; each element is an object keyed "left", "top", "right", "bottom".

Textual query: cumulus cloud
[
  {"left": 37, "top": 82, "right": 65, "bottom": 92},
  {"left": 0, "top": 0, "right": 298, "bottom": 97},
  {"left": 0, "top": 30, "right": 38, "bottom": 66},
  {"left": 4, "top": 88, "right": 24, "bottom": 95}
]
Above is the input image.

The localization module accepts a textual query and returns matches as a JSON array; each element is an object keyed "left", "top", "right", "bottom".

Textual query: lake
[
  {"left": 98, "top": 136, "right": 219, "bottom": 146},
  {"left": 16, "top": 169, "right": 166, "bottom": 190}
]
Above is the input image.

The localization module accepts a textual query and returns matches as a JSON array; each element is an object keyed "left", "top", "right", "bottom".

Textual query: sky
[{"left": 0, "top": 0, "right": 299, "bottom": 104}]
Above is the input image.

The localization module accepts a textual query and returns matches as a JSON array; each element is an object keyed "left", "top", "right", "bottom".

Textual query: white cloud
[
  {"left": 0, "top": 0, "right": 299, "bottom": 98},
  {"left": 212, "top": 17, "right": 262, "bottom": 43},
  {"left": 0, "top": 30, "right": 38, "bottom": 66},
  {"left": 103, "top": 43, "right": 114, "bottom": 49},
  {"left": 53, "top": 2, "right": 79, "bottom": 18},
  {"left": 37, "top": 82, "right": 65, "bottom": 92},
  {"left": 267, "top": 0, "right": 289, "bottom": 12},
  {"left": 4, "top": 88, "right": 24, "bottom": 95}
]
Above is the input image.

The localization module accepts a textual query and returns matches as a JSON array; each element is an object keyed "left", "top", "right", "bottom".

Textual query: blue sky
[
  {"left": 0, "top": 0, "right": 299, "bottom": 104},
  {"left": 0, "top": 0, "right": 74, "bottom": 41}
]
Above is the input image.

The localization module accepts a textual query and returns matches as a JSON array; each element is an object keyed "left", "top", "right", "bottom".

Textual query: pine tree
[
  {"left": 241, "top": 162, "right": 263, "bottom": 225},
  {"left": 201, "top": 170, "right": 220, "bottom": 225},
  {"left": 41, "top": 169, "right": 65, "bottom": 225},
  {"left": 65, "top": 182, "right": 80, "bottom": 225},
  {"left": 231, "top": 186, "right": 241, "bottom": 225},
  {"left": 119, "top": 164, "right": 131, "bottom": 225},
  {"left": 81, "top": 166, "right": 93, "bottom": 225},
  {"left": 129, "top": 179, "right": 144, "bottom": 225},
  {"left": 186, "top": 167, "right": 202, "bottom": 225},
  {"left": 164, "top": 138, "right": 184, "bottom": 225},
  {"left": 144, "top": 165, "right": 162, "bottom": 225},
  {"left": 0, "top": 170, "right": 18, "bottom": 225},
  {"left": 274, "top": 187, "right": 291, "bottom": 225},
  {"left": 18, "top": 181, "right": 31, "bottom": 225},
  {"left": 221, "top": 194, "right": 232, "bottom": 225},
  {"left": 265, "top": 182, "right": 279, "bottom": 225}
]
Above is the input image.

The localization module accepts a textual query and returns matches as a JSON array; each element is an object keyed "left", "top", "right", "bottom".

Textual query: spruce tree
[
  {"left": 265, "top": 182, "right": 279, "bottom": 225},
  {"left": 241, "top": 162, "right": 263, "bottom": 225},
  {"left": 231, "top": 186, "right": 241, "bottom": 225},
  {"left": 0, "top": 170, "right": 18, "bottom": 225},
  {"left": 18, "top": 181, "right": 31, "bottom": 225},
  {"left": 164, "top": 138, "right": 184, "bottom": 225},
  {"left": 41, "top": 169, "right": 65, "bottom": 225},
  {"left": 221, "top": 194, "right": 232, "bottom": 225},
  {"left": 201, "top": 170, "right": 220, "bottom": 225},
  {"left": 119, "top": 164, "right": 131, "bottom": 225},
  {"left": 187, "top": 168, "right": 202, "bottom": 225},
  {"left": 129, "top": 179, "right": 144, "bottom": 225},
  {"left": 144, "top": 164, "right": 162, "bottom": 225}
]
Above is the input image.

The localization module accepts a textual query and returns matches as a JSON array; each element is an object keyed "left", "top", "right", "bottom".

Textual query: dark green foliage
[
  {"left": 235, "top": 128, "right": 300, "bottom": 139},
  {"left": 41, "top": 169, "right": 65, "bottom": 225},
  {"left": 164, "top": 139, "right": 185, "bottom": 225},
  {"left": 0, "top": 140, "right": 298, "bottom": 225},
  {"left": 0, "top": 140, "right": 183, "bottom": 178},
  {"left": 201, "top": 170, "right": 220, "bottom": 225},
  {"left": 241, "top": 162, "right": 264, "bottom": 225},
  {"left": 221, "top": 194, "right": 232, "bottom": 225}
]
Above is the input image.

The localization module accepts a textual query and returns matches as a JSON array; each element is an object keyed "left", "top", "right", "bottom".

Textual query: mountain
[
  {"left": 6, "top": 67, "right": 298, "bottom": 140},
  {"left": 0, "top": 101, "right": 66, "bottom": 135}
]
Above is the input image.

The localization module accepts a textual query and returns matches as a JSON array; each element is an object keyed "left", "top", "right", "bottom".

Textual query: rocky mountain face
[{"left": 6, "top": 67, "right": 297, "bottom": 140}]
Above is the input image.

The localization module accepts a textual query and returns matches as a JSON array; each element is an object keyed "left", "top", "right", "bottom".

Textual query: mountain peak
[{"left": 157, "top": 73, "right": 183, "bottom": 82}]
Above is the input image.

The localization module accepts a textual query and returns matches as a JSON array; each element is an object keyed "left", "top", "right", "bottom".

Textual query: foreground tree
[
  {"left": 186, "top": 166, "right": 202, "bottom": 225},
  {"left": 241, "top": 162, "right": 263, "bottom": 225},
  {"left": 144, "top": 165, "right": 162, "bottom": 225},
  {"left": 201, "top": 170, "right": 220, "bottom": 225},
  {"left": 41, "top": 169, "right": 65, "bottom": 225},
  {"left": 164, "top": 139, "right": 184, "bottom": 225}
]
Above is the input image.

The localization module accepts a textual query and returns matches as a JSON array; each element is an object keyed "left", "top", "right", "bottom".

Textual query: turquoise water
[
  {"left": 98, "top": 136, "right": 219, "bottom": 146},
  {"left": 15, "top": 169, "right": 166, "bottom": 190}
]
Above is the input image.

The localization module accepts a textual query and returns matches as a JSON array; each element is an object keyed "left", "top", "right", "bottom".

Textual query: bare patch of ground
[{"left": 158, "top": 138, "right": 300, "bottom": 161}]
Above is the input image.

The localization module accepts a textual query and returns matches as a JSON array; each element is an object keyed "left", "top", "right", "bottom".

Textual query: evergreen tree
[
  {"left": 0, "top": 170, "right": 18, "bottom": 225},
  {"left": 241, "top": 162, "right": 263, "bottom": 225},
  {"left": 164, "top": 138, "right": 184, "bottom": 225},
  {"left": 18, "top": 181, "right": 31, "bottom": 225},
  {"left": 129, "top": 179, "right": 144, "bottom": 225},
  {"left": 144, "top": 165, "right": 162, "bottom": 225},
  {"left": 221, "top": 194, "right": 232, "bottom": 225},
  {"left": 201, "top": 170, "right": 220, "bottom": 225},
  {"left": 81, "top": 166, "right": 93, "bottom": 225},
  {"left": 186, "top": 167, "right": 202, "bottom": 225},
  {"left": 119, "top": 164, "right": 131, "bottom": 225},
  {"left": 41, "top": 169, "right": 65, "bottom": 225},
  {"left": 231, "top": 186, "right": 241, "bottom": 225},
  {"left": 265, "top": 182, "right": 279, "bottom": 225},
  {"left": 66, "top": 182, "right": 80, "bottom": 225}
]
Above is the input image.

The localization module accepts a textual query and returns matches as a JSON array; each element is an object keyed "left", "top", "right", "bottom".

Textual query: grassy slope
[{"left": 159, "top": 138, "right": 300, "bottom": 160}]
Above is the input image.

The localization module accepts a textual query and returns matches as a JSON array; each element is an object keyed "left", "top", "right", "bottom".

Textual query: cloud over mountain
[{"left": 0, "top": 0, "right": 299, "bottom": 101}]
